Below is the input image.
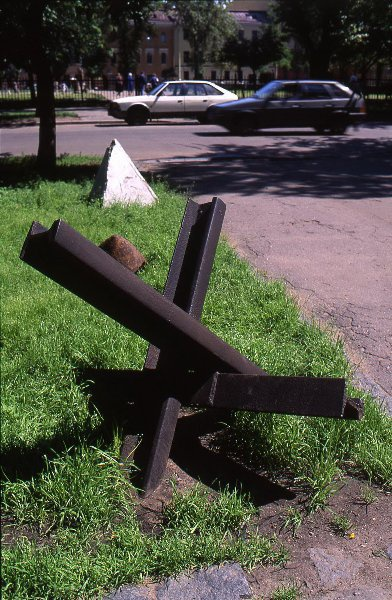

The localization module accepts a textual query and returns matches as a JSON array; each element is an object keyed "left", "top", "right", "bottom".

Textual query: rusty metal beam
[
  {"left": 20, "top": 218, "right": 262, "bottom": 377},
  {"left": 142, "top": 197, "right": 226, "bottom": 494},
  {"left": 188, "top": 372, "right": 362, "bottom": 420}
]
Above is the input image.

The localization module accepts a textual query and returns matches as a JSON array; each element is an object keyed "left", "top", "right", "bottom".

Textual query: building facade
[{"left": 107, "top": 0, "right": 274, "bottom": 83}]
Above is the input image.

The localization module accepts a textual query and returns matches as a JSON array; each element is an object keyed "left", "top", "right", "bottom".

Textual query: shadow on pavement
[{"left": 145, "top": 134, "right": 391, "bottom": 201}]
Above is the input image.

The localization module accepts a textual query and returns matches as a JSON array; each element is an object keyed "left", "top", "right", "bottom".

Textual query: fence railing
[{"left": 1, "top": 77, "right": 391, "bottom": 107}]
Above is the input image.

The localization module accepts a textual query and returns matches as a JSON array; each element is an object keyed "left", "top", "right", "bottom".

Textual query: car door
[
  {"left": 295, "top": 83, "right": 335, "bottom": 126},
  {"left": 149, "top": 82, "right": 186, "bottom": 117},
  {"left": 183, "top": 83, "right": 225, "bottom": 115},
  {"left": 263, "top": 82, "right": 302, "bottom": 127}
]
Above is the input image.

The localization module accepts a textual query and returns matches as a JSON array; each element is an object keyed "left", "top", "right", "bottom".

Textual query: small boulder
[{"left": 99, "top": 235, "right": 146, "bottom": 273}]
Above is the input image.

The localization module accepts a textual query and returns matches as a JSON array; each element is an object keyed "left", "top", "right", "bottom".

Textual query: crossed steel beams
[{"left": 20, "top": 197, "right": 363, "bottom": 495}]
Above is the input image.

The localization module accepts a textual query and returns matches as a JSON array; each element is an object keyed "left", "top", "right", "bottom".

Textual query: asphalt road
[{"left": 1, "top": 117, "right": 391, "bottom": 411}]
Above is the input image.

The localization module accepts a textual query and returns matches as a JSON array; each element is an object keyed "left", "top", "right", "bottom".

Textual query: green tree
[
  {"left": 0, "top": 1, "right": 157, "bottom": 172},
  {"left": 0, "top": 0, "right": 109, "bottom": 171},
  {"left": 222, "top": 25, "right": 288, "bottom": 78},
  {"left": 272, "top": 0, "right": 392, "bottom": 78},
  {"left": 110, "top": 0, "right": 157, "bottom": 77},
  {"left": 337, "top": 0, "right": 392, "bottom": 77},
  {"left": 170, "top": 0, "right": 236, "bottom": 78},
  {"left": 272, "top": 0, "right": 349, "bottom": 77}
]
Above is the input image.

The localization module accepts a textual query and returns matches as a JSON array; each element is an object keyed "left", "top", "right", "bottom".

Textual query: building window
[
  {"left": 184, "top": 71, "right": 189, "bottom": 80},
  {"left": 211, "top": 70, "right": 217, "bottom": 80},
  {"left": 146, "top": 49, "right": 153, "bottom": 65},
  {"left": 183, "top": 51, "right": 190, "bottom": 64},
  {"left": 252, "top": 30, "right": 258, "bottom": 41},
  {"left": 238, "top": 30, "right": 244, "bottom": 40},
  {"left": 160, "top": 32, "right": 167, "bottom": 43},
  {"left": 161, "top": 52, "right": 167, "bottom": 65},
  {"left": 224, "top": 70, "right": 230, "bottom": 80}
]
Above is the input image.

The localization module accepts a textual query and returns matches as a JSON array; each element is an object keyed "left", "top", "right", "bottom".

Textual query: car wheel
[
  {"left": 330, "top": 125, "right": 347, "bottom": 135},
  {"left": 197, "top": 114, "right": 208, "bottom": 124},
  {"left": 227, "top": 114, "right": 255, "bottom": 135},
  {"left": 126, "top": 106, "right": 149, "bottom": 126}
]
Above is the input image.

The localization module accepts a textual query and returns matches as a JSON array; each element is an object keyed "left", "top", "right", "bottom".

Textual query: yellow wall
[{"left": 229, "top": 0, "right": 270, "bottom": 11}]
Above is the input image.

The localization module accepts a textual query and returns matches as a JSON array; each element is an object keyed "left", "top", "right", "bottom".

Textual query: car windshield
[
  {"left": 149, "top": 82, "right": 166, "bottom": 95},
  {"left": 253, "top": 81, "right": 282, "bottom": 99}
]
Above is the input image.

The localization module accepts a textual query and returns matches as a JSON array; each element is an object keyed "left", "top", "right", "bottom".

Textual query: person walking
[
  {"left": 136, "top": 71, "right": 147, "bottom": 95},
  {"left": 127, "top": 72, "right": 135, "bottom": 94},
  {"left": 115, "top": 72, "right": 124, "bottom": 95}
]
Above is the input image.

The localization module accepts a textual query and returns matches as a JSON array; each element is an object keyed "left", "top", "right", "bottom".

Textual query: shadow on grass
[
  {"left": 79, "top": 368, "right": 295, "bottom": 506},
  {"left": 0, "top": 155, "right": 100, "bottom": 187}
]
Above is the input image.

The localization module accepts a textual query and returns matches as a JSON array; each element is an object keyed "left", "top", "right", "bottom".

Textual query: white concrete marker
[{"left": 90, "top": 138, "right": 157, "bottom": 206}]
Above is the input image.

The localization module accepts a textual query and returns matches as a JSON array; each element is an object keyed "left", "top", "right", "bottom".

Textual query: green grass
[
  {"left": 1, "top": 155, "right": 391, "bottom": 598},
  {"left": 0, "top": 110, "right": 78, "bottom": 121}
]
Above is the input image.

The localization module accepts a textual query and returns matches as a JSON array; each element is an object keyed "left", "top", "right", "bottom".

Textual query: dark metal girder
[
  {"left": 20, "top": 217, "right": 262, "bottom": 377},
  {"left": 188, "top": 372, "right": 363, "bottom": 420},
  {"left": 141, "top": 197, "right": 226, "bottom": 493}
]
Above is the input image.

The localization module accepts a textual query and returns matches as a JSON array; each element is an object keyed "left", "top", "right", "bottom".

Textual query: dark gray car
[{"left": 207, "top": 80, "right": 366, "bottom": 135}]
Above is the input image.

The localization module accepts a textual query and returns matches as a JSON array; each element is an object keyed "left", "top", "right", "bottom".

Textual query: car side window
[
  {"left": 326, "top": 84, "right": 350, "bottom": 98},
  {"left": 192, "top": 84, "right": 207, "bottom": 95},
  {"left": 160, "top": 84, "right": 177, "bottom": 96},
  {"left": 270, "top": 84, "right": 300, "bottom": 100},
  {"left": 300, "top": 84, "right": 331, "bottom": 99},
  {"left": 203, "top": 84, "right": 223, "bottom": 95}
]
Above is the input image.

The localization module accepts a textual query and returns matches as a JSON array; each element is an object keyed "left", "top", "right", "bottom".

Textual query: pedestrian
[
  {"left": 150, "top": 73, "right": 159, "bottom": 88},
  {"left": 127, "top": 72, "right": 134, "bottom": 94},
  {"left": 136, "top": 71, "right": 147, "bottom": 95},
  {"left": 349, "top": 74, "right": 361, "bottom": 95},
  {"left": 116, "top": 72, "right": 124, "bottom": 95}
]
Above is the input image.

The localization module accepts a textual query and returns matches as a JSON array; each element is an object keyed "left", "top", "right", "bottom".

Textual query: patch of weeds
[
  {"left": 281, "top": 507, "right": 303, "bottom": 537},
  {"left": 271, "top": 581, "right": 302, "bottom": 600},
  {"left": 358, "top": 485, "right": 378, "bottom": 514},
  {"left": 329, "top": 512, "right": 353, "bottom": 537}
]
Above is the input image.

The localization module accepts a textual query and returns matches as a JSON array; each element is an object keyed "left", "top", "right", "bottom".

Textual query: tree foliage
[
  {"left": 272, "top": 0, "right": 392, "bottom": 77},
  {"left": 0, "top": 1, "right": 156, "bottom": 171},
  {"left": 337, "top": 0, "right": 392, "bottom": 75},
  {"left": 110, "top": 0, "right": 157, "bottom": 75},
  {"left": 222, "top": 25, "right": 288, "bottom": 76},
  {"left": 169, "top": 0, "right": 236, "bottom": 78}
]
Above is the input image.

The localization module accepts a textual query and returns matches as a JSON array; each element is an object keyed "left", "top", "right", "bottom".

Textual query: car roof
[
  {"left": 163, "top": 80, "right": 218, "bottom": 84},
  {"left": 274, "top": 79, "right": 343, "bottom": 85}
]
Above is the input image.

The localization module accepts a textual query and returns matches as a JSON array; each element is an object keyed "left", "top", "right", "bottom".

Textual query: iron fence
[{"left": 1, "top": 77, "right": 391, "bottom": 108}]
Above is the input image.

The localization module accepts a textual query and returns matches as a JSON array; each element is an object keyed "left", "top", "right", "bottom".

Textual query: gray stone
[
  {"left": 103, "top": 584, "right": 152, "bottom": 599},
  {"left": 90, "top": 139, "right": 157, "bottom": 206},
  {"left": 319, "top": 586, "right": 391, "bottom": 600},
  {"left": 309, "top": 547, "right": 363, "bottom": 587},
  {"left": 387, "top": 545, "right": 392, "bottom": 560},
  {"left": 156, "top": 563, "right": 252, "bottom": 600}
]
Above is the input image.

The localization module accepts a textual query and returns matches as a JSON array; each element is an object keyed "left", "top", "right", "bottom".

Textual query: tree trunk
[{"left": 36, "top": 57, "right": 56, "bottom": 173}]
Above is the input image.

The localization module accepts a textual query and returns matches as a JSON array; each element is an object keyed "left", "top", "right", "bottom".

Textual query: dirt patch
[{"left": 137, "top": 458, "right": 391, "bottom": 599}]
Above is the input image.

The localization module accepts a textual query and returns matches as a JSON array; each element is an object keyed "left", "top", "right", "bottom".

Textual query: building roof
[{"left": 230, "top": 11, "right": 269, "bottom": 25}]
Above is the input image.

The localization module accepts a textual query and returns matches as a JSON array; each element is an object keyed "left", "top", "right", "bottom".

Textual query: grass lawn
[
  {"left": 1, "top": 156, "right": 391, "bottom": 599},
  {"left": 0, "top": 110, "right": 79, "bottom": 122}
]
